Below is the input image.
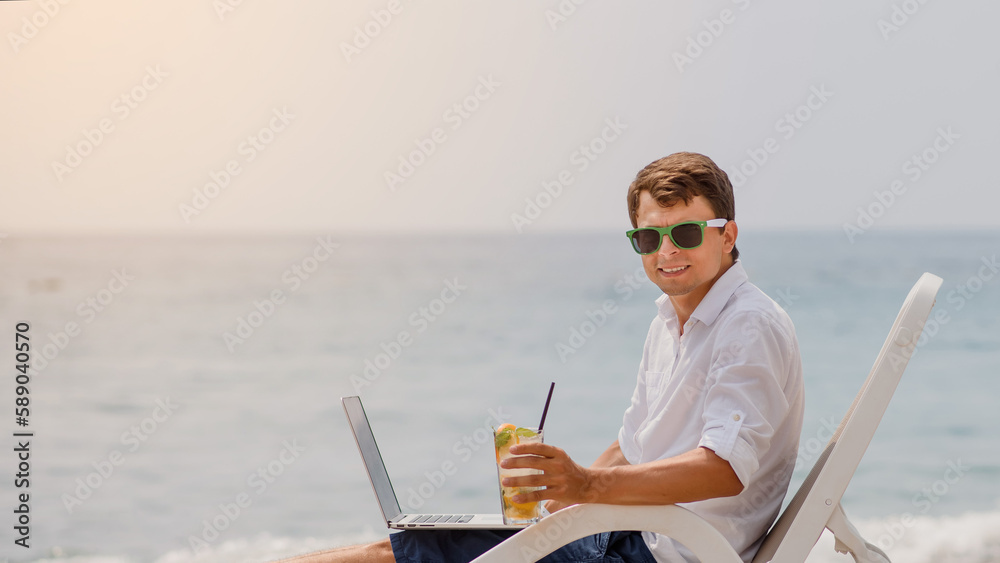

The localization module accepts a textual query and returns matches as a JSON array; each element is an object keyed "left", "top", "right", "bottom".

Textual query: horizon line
[{"left": 1, "top": 226, "right": 999, "bottom": 238}]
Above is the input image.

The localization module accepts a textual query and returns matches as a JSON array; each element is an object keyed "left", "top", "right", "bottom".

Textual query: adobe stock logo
[{"left": 6, "top": 0, "right": 62, "bottom": 55}]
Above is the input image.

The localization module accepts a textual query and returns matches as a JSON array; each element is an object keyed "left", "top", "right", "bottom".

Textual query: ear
[{"left": 722, "top": 221, "right": 738, "bottom": 254}]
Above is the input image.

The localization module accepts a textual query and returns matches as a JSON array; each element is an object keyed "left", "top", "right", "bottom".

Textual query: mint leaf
[{"left": 495, "top": 429, "right": 512, "bottom": 449}]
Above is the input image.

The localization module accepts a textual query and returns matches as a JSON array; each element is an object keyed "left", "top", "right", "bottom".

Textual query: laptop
[{"left": 342, "top": 395, "right": 527, "bottom": 529}]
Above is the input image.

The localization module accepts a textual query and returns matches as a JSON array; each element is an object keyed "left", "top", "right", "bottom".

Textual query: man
[{"left": 281, "top": 152, "right": 803, "bottom": 563}]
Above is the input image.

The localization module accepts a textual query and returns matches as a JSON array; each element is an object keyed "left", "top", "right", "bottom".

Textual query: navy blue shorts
[{"left": 389, "top": 528, "right": 656, "bottom": 563}]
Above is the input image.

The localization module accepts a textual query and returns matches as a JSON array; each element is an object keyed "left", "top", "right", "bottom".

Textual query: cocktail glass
[{"left": 494, "top": 424, "right": 544, "bottom": 525}]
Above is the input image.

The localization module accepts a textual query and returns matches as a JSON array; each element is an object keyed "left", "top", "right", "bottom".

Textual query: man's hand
[{"left": 500, "top": 443, "right": 594, "bottom": 506}]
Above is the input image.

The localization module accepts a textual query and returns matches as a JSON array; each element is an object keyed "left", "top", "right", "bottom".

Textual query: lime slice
[{"left": 515, "top": 427, "right": 538, "bottom": 438}]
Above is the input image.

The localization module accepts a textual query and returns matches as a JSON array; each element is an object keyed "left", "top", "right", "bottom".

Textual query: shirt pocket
[{"left": 644, "top": 371, "right": 668, "bottom": 406}]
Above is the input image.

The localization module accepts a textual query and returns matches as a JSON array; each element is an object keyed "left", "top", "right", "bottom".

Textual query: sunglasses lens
[
  {"left": 671, "top": 223, "right": 703, "bottom": 249},
  {"left": 632, "top": 229, "right": 661, "bottom": 254}
]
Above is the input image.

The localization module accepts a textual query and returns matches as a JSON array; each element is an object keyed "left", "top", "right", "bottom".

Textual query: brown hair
[{"left": 626, "top": 152, "right": 738, "bottom": 261}]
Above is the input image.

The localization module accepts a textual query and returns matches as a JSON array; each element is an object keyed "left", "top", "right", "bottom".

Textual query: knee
[{"left": 367, "top": 538, "right": 396, "bottom": 562}]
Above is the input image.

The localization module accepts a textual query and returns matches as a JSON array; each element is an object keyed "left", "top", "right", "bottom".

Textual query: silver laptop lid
[{"left": 342, "top": 396, "right": 402, "bottom": 523}]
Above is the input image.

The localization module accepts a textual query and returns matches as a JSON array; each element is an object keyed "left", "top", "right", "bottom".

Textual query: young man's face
[{"left": 634, "top": 191, "right": 737, "bottom": 300}]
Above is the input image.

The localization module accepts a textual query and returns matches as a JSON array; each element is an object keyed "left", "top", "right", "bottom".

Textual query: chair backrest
[{"left": 753, "top": 273, "right": 943, "bottom": 563}]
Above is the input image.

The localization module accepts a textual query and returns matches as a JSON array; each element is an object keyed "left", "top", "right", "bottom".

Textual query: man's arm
[
  {"left": 544, "top": 440, "right": 629, "bottom": 513},
  {"left": 506, "top": 443, "right": 743, "bottom": 507}
]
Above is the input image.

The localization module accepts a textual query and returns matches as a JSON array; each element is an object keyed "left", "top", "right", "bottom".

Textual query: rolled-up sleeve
[{"left": 698, "top": 311, "right": 793, "bottom": 487}]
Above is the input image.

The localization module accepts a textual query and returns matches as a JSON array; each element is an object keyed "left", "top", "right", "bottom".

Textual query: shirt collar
[{"left": 655, "top": 259, "right": 749, "bottom": 327}]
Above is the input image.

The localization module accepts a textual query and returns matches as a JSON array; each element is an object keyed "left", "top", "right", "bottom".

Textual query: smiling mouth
[{"left": 659, "top": 265, "right": 689, "bottom": 274}]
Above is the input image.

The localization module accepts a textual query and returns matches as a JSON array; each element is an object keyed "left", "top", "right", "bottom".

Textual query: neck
[{"left": 671, "top": 255, "right": 735, "bottom": 333}]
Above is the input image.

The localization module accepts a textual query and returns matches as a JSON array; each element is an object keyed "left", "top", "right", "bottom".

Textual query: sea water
[{"left": 0, "top": 231, "right": 997, "bottom": 562}]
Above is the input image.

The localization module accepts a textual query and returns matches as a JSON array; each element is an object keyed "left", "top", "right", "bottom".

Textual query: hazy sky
[{"left": 1, "top": 0, "right": 998, "bottom": 235}]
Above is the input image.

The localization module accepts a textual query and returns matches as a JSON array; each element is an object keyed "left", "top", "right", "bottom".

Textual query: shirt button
[{"left": 733, "top": 414, "right": 741, "bottom": 421}]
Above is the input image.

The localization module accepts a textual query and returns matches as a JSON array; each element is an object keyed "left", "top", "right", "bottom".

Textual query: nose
[{"left": 656, "top": 234, "right": 680, "bottom": 257}]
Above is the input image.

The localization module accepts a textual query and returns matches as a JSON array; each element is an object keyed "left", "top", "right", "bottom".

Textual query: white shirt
[{"left": 618, "top": 259, "right": 804, "bottom": 563}]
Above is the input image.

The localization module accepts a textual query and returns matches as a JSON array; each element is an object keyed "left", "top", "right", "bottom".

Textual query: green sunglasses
[{"left": 626, "top": 219, "right": 728, "bottom": 254}]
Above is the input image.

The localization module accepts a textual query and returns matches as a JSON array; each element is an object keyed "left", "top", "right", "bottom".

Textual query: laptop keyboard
[{"left": 403, "top": 514, "right": 475, "bottom": 526}]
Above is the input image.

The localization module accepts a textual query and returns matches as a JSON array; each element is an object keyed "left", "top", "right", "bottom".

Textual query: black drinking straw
[{"left": 538, "top": 382, "right": 555, "bottom": 432}]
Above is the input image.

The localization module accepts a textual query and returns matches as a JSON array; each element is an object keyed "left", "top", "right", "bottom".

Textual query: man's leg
[
  {"left": 277, "top": 528, "right": 517, "bottom": 563},
  {"left": 276, "top": 538, "right": 395, "bottom": 563},
  {"left": 274, "top": 529, "right": 653, "bottom": 563}
]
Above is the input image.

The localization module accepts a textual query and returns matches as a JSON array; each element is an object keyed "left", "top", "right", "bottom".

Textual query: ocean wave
[
  {"left": 153, "top": 528, "right": 385, "bottom": 563},
  {"left": 18, "top": 527, "right": 383, "bottom": 563},
  {"left": 806, "top": 509, "right": 1000, "bottom": 562},
  {"left": 20, "top": 510, "right": 1000, "bottom": 563}
]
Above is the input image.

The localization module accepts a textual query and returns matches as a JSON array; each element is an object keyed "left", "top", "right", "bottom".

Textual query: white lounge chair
[{"left": 473, "top": 272, "right": 943, "bottom": 563}]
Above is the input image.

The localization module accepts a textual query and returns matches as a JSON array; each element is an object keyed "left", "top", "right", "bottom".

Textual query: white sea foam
[
  {"left": 151, "top": 527, "right": 384, "bottom": 563},
  {"left": 17, "top": 528, "right": 383, "bottom": 563},
  {"left": 805, "top": 509, "right": 1000, "bottom": 562},
  {"left": 21, "top": 511, "right": 1000, "bottom": 563},
  {"left": 148, "top": 512, "right": 999, "bottom": 563},
  {"left": 23, "top": 559, "right": 130, "bottom": 563}
]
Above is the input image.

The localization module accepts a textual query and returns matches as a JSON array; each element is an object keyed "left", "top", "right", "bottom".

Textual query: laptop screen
[{"left": 342, "top": 396, "right": 402, "bottom": 521}]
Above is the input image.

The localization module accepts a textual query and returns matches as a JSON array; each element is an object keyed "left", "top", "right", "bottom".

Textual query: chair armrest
[{"left": 471, "top": 503, "right": 743, "bottom": 563}]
